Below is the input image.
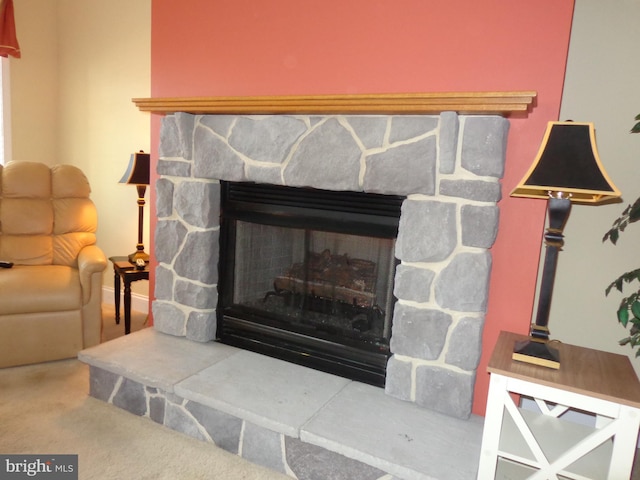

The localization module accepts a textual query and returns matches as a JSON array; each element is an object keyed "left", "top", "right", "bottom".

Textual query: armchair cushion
[
  {"left": 0, "top": 265, "right": 82, "bottom": 315},
  {"left": 0, "top": 162, "right": 98, "bottom": 266}
]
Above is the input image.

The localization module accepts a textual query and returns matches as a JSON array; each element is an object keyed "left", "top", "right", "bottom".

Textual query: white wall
[
  {"left": 9, "top": 0, "right": 58, "bottom": 163},
  {"left": 9, "top": 0, "right": 151, "bottom": 303},
  {"left": 56, "top": 0, "right": 151, "bottom": 300},
  {"left": 550, "top": 0, "right": 640, "bottom": 372}
]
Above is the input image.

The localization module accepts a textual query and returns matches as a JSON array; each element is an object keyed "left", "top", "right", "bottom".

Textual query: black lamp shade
[
  {"left": 119, "top": 151, "right": 150, "bottom": 186},
  {"left": 511, "top": 122, "right": 620, "bottom": 204}
]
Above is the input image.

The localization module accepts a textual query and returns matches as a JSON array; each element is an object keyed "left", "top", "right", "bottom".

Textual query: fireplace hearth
[{"left": 153, "top": 109, "right": 509, "bottom": 419}]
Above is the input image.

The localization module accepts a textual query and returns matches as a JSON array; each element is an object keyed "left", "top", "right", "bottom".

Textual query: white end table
[{"left": 478, "top": 331, "right": 640, "bottom": 479}]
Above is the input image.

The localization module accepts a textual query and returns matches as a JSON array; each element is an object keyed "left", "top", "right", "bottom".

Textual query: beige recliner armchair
[{"left": 0, "top": 161, "right": 107, "bottom": 368}]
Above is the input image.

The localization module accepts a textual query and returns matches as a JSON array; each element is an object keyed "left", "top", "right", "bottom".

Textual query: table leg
[
  {"left": 114, "top": 268, "right": 121, "bottom": 325},
  {"left": 124, "top": 278, "right": 132, "bottom": 335},
  {"left": 606, "top": 406, "right": 640, "bottom": 479},
  {"left": 477, "top": 373, "right": 506, "bottom": 478}
]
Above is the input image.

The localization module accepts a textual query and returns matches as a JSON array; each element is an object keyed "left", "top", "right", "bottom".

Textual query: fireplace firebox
[{"left": 217, "top": 182, "right": 404, "bottom": 386}]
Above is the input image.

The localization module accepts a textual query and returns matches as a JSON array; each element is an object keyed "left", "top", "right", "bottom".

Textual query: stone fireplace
[
  {"left": 152, "top": 108, "right": 510, "bottom": 420},
  {"left": 78, "top": 93, "right": 535, "bottom": 479}
]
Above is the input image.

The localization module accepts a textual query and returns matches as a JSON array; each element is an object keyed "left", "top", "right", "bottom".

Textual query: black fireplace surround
[{"left": 217, "top": 181, "right": 404, "bottom": 386}]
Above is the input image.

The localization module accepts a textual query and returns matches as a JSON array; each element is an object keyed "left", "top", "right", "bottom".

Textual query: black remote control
[{"left": 0, "top": 261, "right": 14, "bottom": 268}]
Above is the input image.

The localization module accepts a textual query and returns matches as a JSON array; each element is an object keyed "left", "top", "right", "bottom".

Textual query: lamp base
[
  {"left": 128, "top": 250, "right": 150, "bottom": 265},
  {"left": 513, "top": 338, "right": 560, "bottom": 369}
]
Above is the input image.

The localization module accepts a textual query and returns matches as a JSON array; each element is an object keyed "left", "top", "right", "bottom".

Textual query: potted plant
[{"left": 603, "top": 114, "right": 640, "bottom": 354}]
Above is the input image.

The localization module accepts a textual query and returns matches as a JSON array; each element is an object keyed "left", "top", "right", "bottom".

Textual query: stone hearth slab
[
  {"left": 78, "top": 327, "right": 237, "bottom": 392},
  {"left": 79, "top": 329, "right": 484, "bottom": 479},
  {"left": 175, "top": 350, "right": 351, "bottom": 437},
  {"left": 301, "top": 381, "right": 483, "bottom": 480}
]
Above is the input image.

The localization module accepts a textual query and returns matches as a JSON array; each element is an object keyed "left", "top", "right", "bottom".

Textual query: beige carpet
[{"left": 0, "top": 306, "right": 289, "bottom": 480}]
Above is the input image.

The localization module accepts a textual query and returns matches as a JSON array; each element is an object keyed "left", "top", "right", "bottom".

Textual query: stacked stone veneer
[{"left": 154, "top": 111, "right": 509, "bottom": 419}]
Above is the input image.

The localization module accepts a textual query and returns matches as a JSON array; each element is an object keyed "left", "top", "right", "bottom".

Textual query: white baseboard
[{"left": 102, "top": 286, "right": 149, "bottom": 314}]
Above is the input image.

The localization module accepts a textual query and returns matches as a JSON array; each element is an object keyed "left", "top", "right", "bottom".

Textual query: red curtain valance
[{"left": 0, "top": 0, "right": 20, "bottom": 58}]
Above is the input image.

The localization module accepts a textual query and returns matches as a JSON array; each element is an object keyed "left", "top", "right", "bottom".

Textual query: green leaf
[
  {"left": 632, "top": 301, "right": 640, "bottom": 319},
  {"left": 605, "top": 278, "right": 622, "bottom": 294},
  {"left": 610, "top": 229, "right": 619, "bottom": 244},
  {"left": 605, "top": 283, "right": 614, "bottom": 296},
  {"left": 626, "top": 269, "right": 640, "bottom": 284},
  {"left": 615, "top": 277, "right": 624, "bottom": 292},
  {"left": 629, "top": 200, "right": 640, "bottom": 222},
  {"left": 618, "top": 307, "right": 629, "bottom": 327}
]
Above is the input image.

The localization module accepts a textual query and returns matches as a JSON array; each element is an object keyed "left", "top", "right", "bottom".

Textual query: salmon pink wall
[{"left": 149, "top": 0, "right": 575, "bottom": 415}]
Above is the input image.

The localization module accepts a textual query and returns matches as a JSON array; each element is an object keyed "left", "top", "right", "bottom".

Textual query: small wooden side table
[
  {"left": 109, "top": 256, "right": 149, "bottom": 335},
  {"left": 478, "top": 330, "right": 640, "bottom": 479}
]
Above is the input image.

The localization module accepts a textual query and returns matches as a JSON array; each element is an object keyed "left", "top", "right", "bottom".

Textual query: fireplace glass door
[{"left": 218, "top": 182, "right": 403, "bottom": 386}]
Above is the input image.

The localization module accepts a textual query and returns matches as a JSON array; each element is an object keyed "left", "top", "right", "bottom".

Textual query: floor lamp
[
  {"left": 119, "top": 151, "right": 150, "bottom": 265},
  {"left": 511, "top": 121, "right": 621, "bottom": 368}
]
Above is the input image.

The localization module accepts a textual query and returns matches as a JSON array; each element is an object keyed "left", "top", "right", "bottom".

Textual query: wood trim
[{"left": 132, "top": 91, "right": 536, "bottom": 115}]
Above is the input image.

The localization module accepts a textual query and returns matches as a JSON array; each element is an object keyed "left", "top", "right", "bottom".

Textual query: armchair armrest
[{"left": 78, "top": 245, "right": 107, "bottom": 304}]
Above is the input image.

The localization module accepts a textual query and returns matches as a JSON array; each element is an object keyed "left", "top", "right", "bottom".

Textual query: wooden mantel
[{"left": 132, "top": 91, "right": 536, "bottom": 115}]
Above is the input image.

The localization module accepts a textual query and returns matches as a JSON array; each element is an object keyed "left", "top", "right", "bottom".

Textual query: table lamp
[
  {"left": 119, "top": 151, "right": 150, "bottom": 264},
  {"left": 511, "top": 121, "right": 621, "bottom": 368}
]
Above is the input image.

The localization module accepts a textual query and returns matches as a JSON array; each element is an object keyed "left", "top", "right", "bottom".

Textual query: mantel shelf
[{"left": 132, "top": 91, "right": 536, "bottom": 115}]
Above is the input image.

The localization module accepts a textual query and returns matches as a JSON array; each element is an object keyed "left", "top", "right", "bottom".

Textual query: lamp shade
[
  {"left": 511, "top": 122, "right": 620, "bottom": 204},
  {"left": 119, "top": 151, "right": 150, "bottom": 186}
]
